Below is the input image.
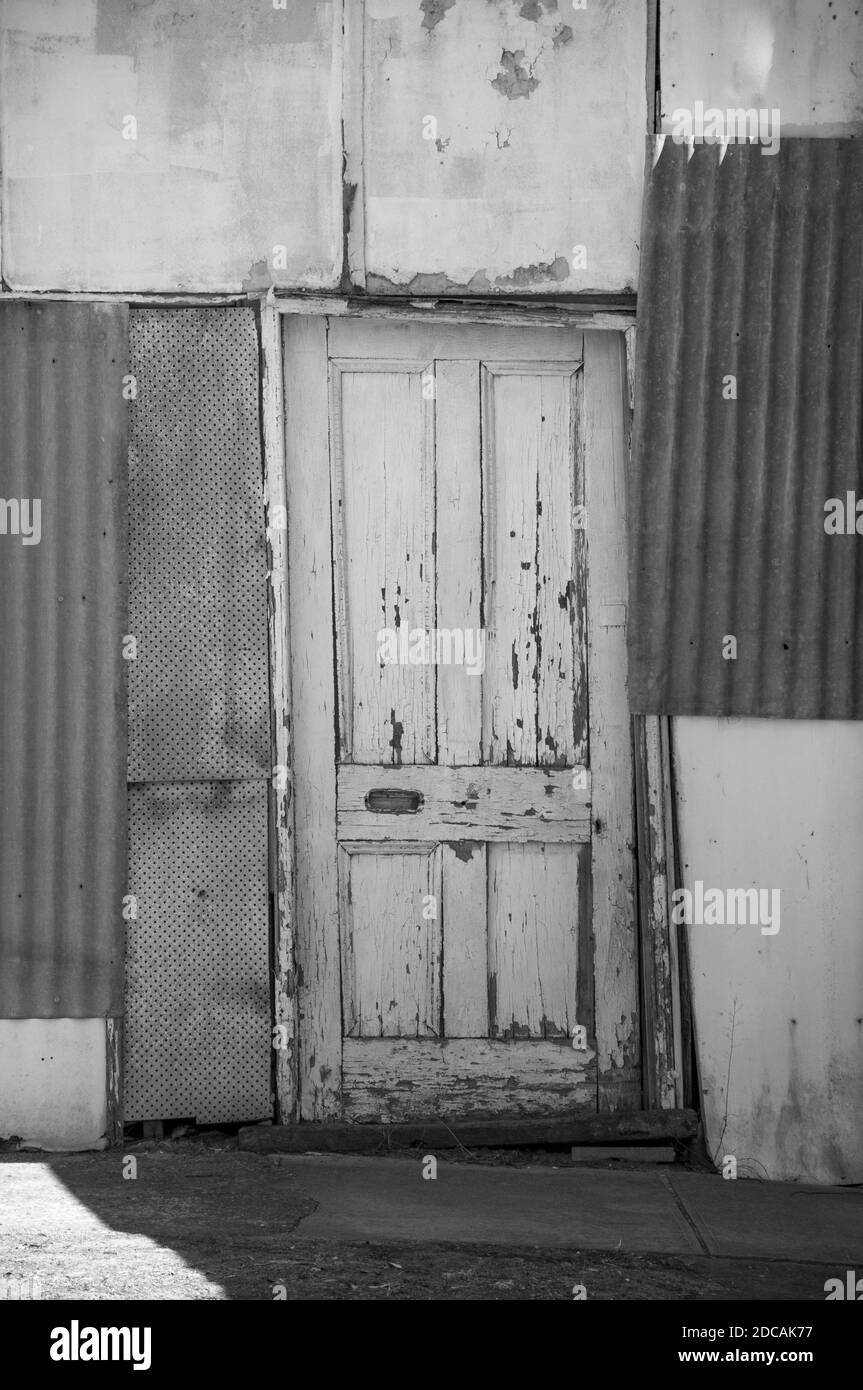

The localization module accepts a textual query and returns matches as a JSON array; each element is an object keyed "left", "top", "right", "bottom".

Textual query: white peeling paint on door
[{"left": 286, "top": 317, "right": 639, "bottom": 1123}]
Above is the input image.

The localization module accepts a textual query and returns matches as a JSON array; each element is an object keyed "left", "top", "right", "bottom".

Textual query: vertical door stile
[
  {"left": 261, "top": 301, "right": 297, "bottom": 1124},
  {"left": 436, "top": 358, "right": 487, "bottom": 1039},
  {"left": 584, "top": 331, "right": 639, "bottom": 1109}
]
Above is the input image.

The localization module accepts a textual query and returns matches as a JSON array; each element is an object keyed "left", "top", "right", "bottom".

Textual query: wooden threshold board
[{"left": 238, "top": 1109, "right": 699, "bottom": 1154}]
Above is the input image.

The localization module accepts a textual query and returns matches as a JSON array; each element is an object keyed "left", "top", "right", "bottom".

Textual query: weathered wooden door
[{"left": 285, "top": 317, "right": 638, "bottom": 1123}]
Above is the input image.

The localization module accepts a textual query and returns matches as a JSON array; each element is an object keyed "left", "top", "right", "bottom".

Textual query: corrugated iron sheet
[
  {"left": 0, "top": 302, "right": 128, "bottom": 1017},
  {"left": 629, "top": 138, "right": 863, "bottom": 718}
]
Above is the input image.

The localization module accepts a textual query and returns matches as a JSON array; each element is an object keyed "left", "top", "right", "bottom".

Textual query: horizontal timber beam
[
  {"left": 0, "top": 291, "right": 636, "bottom": 328},
  {"left": 238, "top": 1109, "right": 698, "bottom": 1155}
]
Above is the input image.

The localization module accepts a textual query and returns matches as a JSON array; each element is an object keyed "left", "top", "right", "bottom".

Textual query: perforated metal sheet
[
  {"left": 127, "top": 307, "right": 269, "bottom": 781},
  {"left": 124, "top": 306, "right": 272, "bottom": 1122},
  {"left": 124, "top": 782, "right": 272, "bottom": 1124}
]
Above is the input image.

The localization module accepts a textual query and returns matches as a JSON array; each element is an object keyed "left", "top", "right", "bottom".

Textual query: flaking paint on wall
[
  {"left": 490, "top": 48, "right": 541, "bottom": 99},
  {"left": 493, "top": 255, "right": 569, "bottom": 287},
  {"left": 363, "top": 0, "right": 643, "bottom": 292},
  {"left": 1, "top": 0, "right": 642, "bottom": 294},
  {"left": 420, "top": 0, "right": 456, "bottom": 33}
]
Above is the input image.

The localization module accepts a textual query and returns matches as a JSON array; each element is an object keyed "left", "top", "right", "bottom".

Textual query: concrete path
[
  {"left": 1, "top": 1149, "right": 861, "bottom": 1300},
  {"left": 664, "top": 1170, "right": 863, "bottom": 1263},
  {"left": 283, "top": 1155, "right": 702, "bottom": 1253},
  {"left": 281, "top": 1154, "right": 863, "bottom": 1264}
]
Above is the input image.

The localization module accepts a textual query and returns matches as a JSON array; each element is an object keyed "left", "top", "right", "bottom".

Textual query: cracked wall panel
[
  {"left": 362, "top": 0, "right": 644, "bottom": 292},
  {"left": 0, "top": 0, "right": 341, "bottom": 290}
]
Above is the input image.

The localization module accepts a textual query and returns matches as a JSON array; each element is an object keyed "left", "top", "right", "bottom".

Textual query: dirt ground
[{"left": 0, "top": 1145, "right": 840, "bottom": 1301}]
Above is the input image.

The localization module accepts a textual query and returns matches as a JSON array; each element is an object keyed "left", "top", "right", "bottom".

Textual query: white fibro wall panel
[
  {"left": 361, "top": 0, "right": 645, "bottom": 294},
  {"left": 0, "top": 0, "right": 341, "bottom": 291},
  {"left": 661, "top": 0, "right": 863, "bottom": 136},
  {"left": 0, "top": 1020, "right": 107, "bottom": 1151},
  {"left": 674, "top": 717, "right": 863, "bottom": 1186}
]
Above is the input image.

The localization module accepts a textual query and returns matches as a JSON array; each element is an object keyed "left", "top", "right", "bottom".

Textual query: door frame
[{"left": 263, "top": 298, "right": 683, "bottom": 1125}]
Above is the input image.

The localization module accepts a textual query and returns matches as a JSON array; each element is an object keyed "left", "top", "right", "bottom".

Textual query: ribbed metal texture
[
  {"left": 629, "top": 139, "right": 863, "bottom": 718},
  {"left": 0, "top": 302, "right": 128, "bottom": 1017}
]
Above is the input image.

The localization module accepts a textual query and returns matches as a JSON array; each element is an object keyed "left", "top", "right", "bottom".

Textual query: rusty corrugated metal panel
[
  {"left": 629, "top": 139, "right": 863, "bottom": 718},
  {"left": 0, "top": 302, "right": 128, "bottom": 1016}
]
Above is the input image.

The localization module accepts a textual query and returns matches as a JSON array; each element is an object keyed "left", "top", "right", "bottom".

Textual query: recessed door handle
[{"left": 364, "top": 788, "right": 424, "bottom": 814}]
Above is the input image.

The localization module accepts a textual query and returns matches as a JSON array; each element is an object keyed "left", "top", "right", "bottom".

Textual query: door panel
[
  {"left": 488, "top": 841, "right": 584, "bottom": 1041},
  {"left": 286, "top": 317, "right": 638, "bottom": 1122},
  {"left": 436, "top": 358, "right": 482, "bottom": 766},
  {"left": 481, "top": 365, "right": 586, "bottom": 766},
  {"left": 339, "top": 842, "right": 442, "bottom": 1038},
  {"left": 440, "top": 841, "right": 487, "bottom": 1037},
  {"left": 331, "top": 361, "right": 435, "bottom": 764}
]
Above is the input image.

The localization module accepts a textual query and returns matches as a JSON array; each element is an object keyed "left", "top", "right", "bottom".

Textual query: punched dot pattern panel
[
  {"left": 127, "top": 307, "right": 269, "bottom": 782},
  {"left": 124, "top": 782, "right": 272, "bottom": 1125}
]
